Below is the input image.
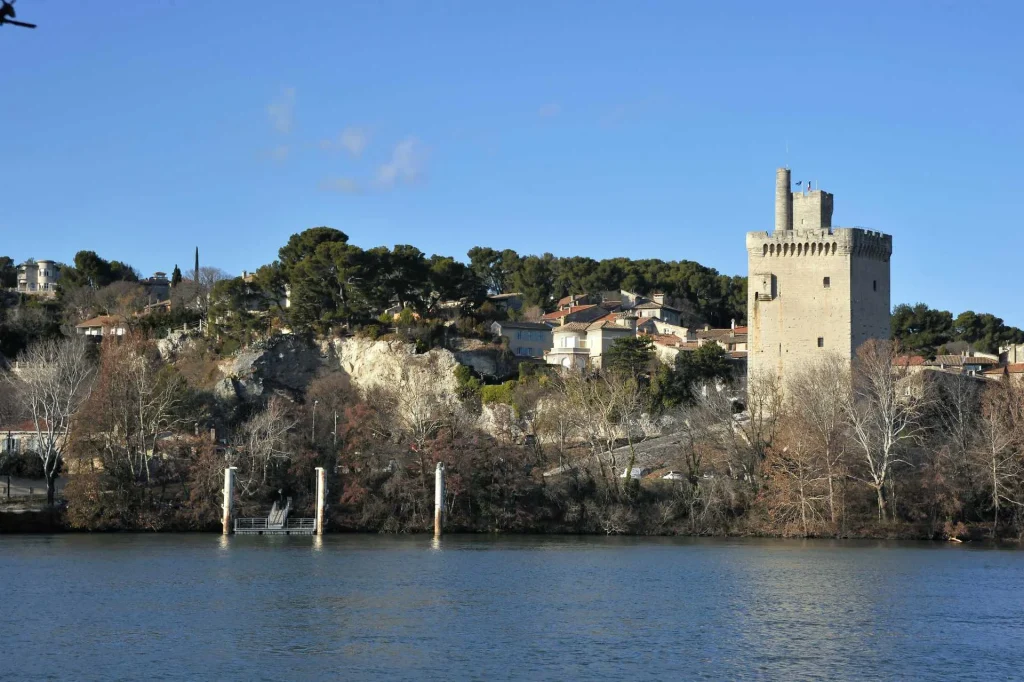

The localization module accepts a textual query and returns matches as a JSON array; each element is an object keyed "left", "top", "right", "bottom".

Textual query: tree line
[{"left": 4, "top": 325, "right": 1024, "bottom": 540}]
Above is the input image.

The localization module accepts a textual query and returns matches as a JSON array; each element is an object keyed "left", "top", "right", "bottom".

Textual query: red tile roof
[{"left": 540, "top": 304, "right": 597, "bottom": 320}]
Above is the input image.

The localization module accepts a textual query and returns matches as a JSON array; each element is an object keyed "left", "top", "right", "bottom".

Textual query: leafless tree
[
  {"left": 77, "top": 337, "right": 189, "bottom": 483},
  {"left": 785, "top": 353, "right": 850, "bottom": 525},
  {"left": 231, "top": 397, "right": 295, "bottom": 495},
  {"left": 971, "top": 382, "right": 1024, "bottom": 534},
  {"left": 844, "top": 340, "right": 929, "bottom": 520},
  {"left": 557, "top": 369, "right": 647, "bottom": 487},
  {"left": 9, "top": 337, "right": 94, "bottom": 504}
]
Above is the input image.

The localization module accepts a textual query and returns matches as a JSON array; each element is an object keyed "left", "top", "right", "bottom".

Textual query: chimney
[
  {"left": 775, "top": 167, "right": 793, "bottom": 233},
  {"left": 210, "top": 427, "right": 217, "bottom": 444},
  {"left": 704, "top": 324, "right": 710, "bottom": 332},
  {"left": 730, "top": 318, "right": 736, "bottom": 330}
]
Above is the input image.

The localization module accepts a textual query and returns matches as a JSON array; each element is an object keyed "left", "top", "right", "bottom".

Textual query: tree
[
  {"left": 604, "top": 335, "right": 655, "bottom": 379},
  {"left": 468, "top": 247, "right": 519, "bottom": 294},
  {"left": 8, "top": 337, "right": 94, "bottom": 504},
  {"left": 784, "top": 354, "right": 850, "bottom": 527},
  {"left": 230, "top": 397, "right": 296, "bottom": 496},
  {"left": 170, "top": 265, "right": 182, "bottom": 286},
  {"left": 74, "top": 336, "right": 191, "bottom": 485},
  {"left": 844, "top": 340, "right": 929, "bottom": 520},
  {"left": 514, "top": 255, "right": 554, "bottom": 307},
  {"left": 971, "top": 382, "right": 1024, "bottom": 534},
  {"left": 279, "top": 227, "right": 349, "bottom": 277},
  {"left": 0, "top": 256, "right": 16, "bottom": 289},
  {"left": 891, "top": 303, "right": 953, "bottom": 357}
]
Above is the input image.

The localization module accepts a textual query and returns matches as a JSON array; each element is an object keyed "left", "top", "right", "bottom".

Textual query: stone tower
[{"left": 747, "top": 168, "right": 892, "bottom": 384}]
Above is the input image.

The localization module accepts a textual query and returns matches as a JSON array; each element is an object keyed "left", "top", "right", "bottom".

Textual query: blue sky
[{"left": 2, "top": 1, "right": 1021, "bottom": 324}]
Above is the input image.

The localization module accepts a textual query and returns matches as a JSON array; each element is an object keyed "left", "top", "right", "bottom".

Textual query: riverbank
[{"left": 2, "top": 506, "right": 1017, "bottom": 543}]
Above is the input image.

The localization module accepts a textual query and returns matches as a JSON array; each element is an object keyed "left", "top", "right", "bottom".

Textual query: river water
[{"left": 2, "top": 535, "right": 1022, "bottom": 681}]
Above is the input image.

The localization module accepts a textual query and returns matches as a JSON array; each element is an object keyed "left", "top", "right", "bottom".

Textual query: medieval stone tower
[{"left": 747, "top": 168, "right": 892, "bottom": 384}]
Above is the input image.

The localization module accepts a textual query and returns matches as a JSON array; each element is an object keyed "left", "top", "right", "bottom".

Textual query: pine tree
[{"left": 171, "top": 265, "right": 182, "bottom": 286}]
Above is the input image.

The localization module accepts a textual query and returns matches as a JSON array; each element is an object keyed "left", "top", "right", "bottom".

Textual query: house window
[
  {"left": 873, "top": 280, "right": 877, "bottom": 291},
  {"left": 822, "top": 277, "right": 830, "bottom": 288},
  {"left": 817, "top": 337, "right": 824, "bottom": 348}
]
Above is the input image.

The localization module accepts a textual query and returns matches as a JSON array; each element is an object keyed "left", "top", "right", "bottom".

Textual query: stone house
[
  {"left": 490, "top": 320, "right": 552, "bottom": 359},
  {"left": 983, "top": 363, "right": 1024, "bottom": 385},
  {"left": 633, "top": 296, "right": 683, "bottom": 326},
  {"left": 697, "top": 322, "right": 749, "bottom": 354}
]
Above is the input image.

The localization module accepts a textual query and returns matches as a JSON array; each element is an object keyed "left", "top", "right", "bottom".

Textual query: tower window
[
  {"left": 817, "top": 337, "right": 824, "bottom": 348},
  {"left": 873, "top": 280, "right": 877, "bottom": 291},
  {"left": 823, "top": 277, "right": 830, "bottom": 288}
]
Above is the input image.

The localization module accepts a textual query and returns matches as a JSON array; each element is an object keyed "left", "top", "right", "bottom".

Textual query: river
[{"left": 2, "top": 535, "right": 1022, "bottom": 681}]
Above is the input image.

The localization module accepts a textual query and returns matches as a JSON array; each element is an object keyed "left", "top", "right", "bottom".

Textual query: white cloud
[
  {"left": 267, "top": 87, "right": 296, "bottom": 134},
  {"left": 269, "top": 144, "right": 290, "bottom": 162},
  {"left": 319, "top": 127, "right": 370, "bottom": 157},
  {"left": 538, "top": 102, "right": 561, "bottom": 118},
  {"left": 375, "top": 137, "right": 425, "bottom": 188},
  {"left": 319, "top": 177, "right": 362, "bottom": 194}
]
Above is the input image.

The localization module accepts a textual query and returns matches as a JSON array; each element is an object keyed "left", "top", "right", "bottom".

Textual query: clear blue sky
[{"left": 2, "top": 1, "right": 1021, "bottom": 324}]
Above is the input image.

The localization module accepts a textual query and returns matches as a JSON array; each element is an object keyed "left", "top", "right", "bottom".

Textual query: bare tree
[
  {"left": 9, "top": 337, "right": 94, "bottom": 504},
  {"left": 231, "top": 397, "right": 295, "bottom": 496},
  {"left": 786, "top": 353, "right": 850, "bottom": 526},
  {"left": 844, "top": 340, "right": 929, "bottom": 521},
  {"left": 77, "top": 337, "right": 190, "bottom": 483},
  {"left": 971, "top": 382, "right": 1024, "bottom": 534}
]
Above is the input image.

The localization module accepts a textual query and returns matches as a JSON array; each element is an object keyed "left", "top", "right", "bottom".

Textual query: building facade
[
  {"left": 747, "top": 168, "right": 892, "bottom": 384},
  {"left": 490, "top": 320, "right": 553, "bottom": 359},
  {"left": 16, "top": 260, "right": 60, "bottom": 295}
]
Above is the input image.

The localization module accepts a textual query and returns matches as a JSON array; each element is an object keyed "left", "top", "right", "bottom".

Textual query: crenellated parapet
[{"left": 746, "top": 227, "right": 891, "bottom": 262}]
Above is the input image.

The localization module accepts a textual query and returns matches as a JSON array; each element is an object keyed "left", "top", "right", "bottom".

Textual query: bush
[
  {"left": 481, "top": 381, "right": 516, "bottom": 406},
  {"left": 0, "top": 452, "right": 45, "bottom": 478}
]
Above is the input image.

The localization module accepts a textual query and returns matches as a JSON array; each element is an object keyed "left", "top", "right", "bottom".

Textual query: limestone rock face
[
  {"left": 218, "top": 335, "right": 326, "bottom": 401},
  {"left": 332, "top": 336, "right": 460, "bottom": 399},
  {"left": 156, "top": 328, "right": 198, "bottom": 361}
]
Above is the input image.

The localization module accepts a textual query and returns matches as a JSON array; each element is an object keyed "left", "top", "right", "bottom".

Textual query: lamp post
[{"left": 311, "top": 399, "right": 319, "bottom": 442}]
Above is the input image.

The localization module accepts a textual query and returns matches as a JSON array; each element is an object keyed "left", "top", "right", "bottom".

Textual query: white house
[
  {"left": 75, "top": 315, "right": 127, "bottom": 338},
  {"left": 16, "top": 259, "right": 60, "bottom": 296}
]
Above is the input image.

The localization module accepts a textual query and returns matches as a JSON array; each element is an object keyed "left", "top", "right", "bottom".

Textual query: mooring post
[
  {"left": 222, "top": 466, "right": 236, "bottom": 535},
  {"left": 434, "top": 462, "right": 445, "bottom": 538},
  {"left": 315, "top": 466, "right": 326, "bottom": 536}
]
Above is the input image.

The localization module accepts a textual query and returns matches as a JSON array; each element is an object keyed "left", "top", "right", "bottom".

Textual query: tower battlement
[
  {"left": 747, "top": 170, "right": 892, "bottom": 386},
  {"left": 746, "top": 227, "right": 892, "bottom": 261}
]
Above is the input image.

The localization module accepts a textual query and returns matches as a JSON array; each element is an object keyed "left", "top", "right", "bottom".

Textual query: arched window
[
  {"left": 831, "top": 242, "right": 837, "bottom": 254},
  {"left": 763, "top": 244, "right": 768, "bottom": 257}
]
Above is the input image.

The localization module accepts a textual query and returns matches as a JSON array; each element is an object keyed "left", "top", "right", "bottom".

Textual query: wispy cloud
[
  {"left": 319, "top": 127, "right": 370, "bottom": 157},
  {"left": 319, "top": 136, "right": 428, "bottom": 194},
  {"left": 375, "top": 137, "right": 426, "bottom": 188},
  {"left": 268, "top": 144, "right": 290, "bottom": 162},
  {"left": 538, "top": 102, "right": 561, "bottom": 119},
  {"left": 319, "top": 177, "right": 362, "bottom": 194},
  {"left": 267, "top": 87, "right": 296, "bottom": 134}
]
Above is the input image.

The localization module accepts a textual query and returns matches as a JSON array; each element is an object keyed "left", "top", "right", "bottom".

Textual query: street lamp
[{"left": 311, "top": 400, "right": 319, "bottom": 442}]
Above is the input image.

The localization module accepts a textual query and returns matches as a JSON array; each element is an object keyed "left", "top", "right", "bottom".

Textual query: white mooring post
[
  {"left": 222, "top": 466, "right": 237, "bottom": 535},
  {"left": 315, "top": 466, "right": 326, "bottom": 536},
  {"left": 434, "top": 462, "right": 445, "bottom": 538}
]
